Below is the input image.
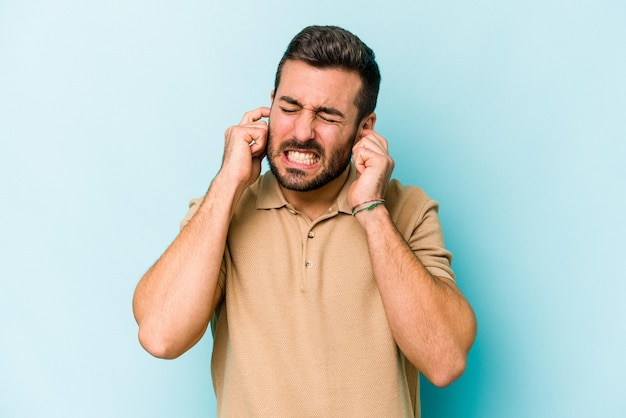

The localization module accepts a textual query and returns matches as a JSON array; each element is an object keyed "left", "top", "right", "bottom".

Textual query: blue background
[{"left": 1, "top": 1, "right": 625, "bottom": 417}]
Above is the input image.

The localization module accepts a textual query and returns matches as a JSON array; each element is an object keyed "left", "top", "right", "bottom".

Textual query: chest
[{"left": 226, "top": 209, "right": 375, "bottom": 298}]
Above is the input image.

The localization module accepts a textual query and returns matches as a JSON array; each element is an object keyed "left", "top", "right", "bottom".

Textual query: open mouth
[{"left": 285, "top": 150, "right": 319, "bottom": 167}]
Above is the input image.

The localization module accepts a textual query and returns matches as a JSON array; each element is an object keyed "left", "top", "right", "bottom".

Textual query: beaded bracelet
[{"left": 351, "top": 199, "right": 386, "bottom": 216}]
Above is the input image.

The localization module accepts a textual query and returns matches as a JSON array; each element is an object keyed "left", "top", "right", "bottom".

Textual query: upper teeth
[{"left": 287, "top": 151, "right": 317, "bottom": 165}]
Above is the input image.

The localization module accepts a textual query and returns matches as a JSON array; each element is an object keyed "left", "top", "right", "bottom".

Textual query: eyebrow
[{"left": 279, "top": 96, "right": 346, "bottom": 119}]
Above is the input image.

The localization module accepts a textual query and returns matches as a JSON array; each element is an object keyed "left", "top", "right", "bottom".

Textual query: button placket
[{"left": 305, "top": 229, "right": 315, "bottom": 270}]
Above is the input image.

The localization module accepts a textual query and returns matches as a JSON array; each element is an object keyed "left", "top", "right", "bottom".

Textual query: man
[{"left": 133, "top": 25, "right": 476, "bottom": 417}]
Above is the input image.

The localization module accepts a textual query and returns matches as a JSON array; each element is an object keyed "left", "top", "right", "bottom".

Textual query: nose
[{"left": 293, "top": 111, "right": 315, "bottom": 142}]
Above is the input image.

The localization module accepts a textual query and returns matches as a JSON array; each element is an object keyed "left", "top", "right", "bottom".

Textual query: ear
[
  {"left": 361, "top": 112, "right": 376, "bottom": 130},
  {"left": 356, "top": 112, "right": 377, "bottom": 138},
  {"left": 270, "top": 89, "right": 275, "bottom": 103}
]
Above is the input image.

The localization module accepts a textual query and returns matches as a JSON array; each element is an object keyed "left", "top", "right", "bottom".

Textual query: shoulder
[
  {"left": 384, "top": 179, "right": 440, "bottom": 235},
  {"left": 179, "top": 173, "right": 270, "bottom": 231},
  {"left": 385, "top": 179, "right": 437, "bottom": 216}
]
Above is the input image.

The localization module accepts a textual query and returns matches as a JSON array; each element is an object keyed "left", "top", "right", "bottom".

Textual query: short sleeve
[
  {"left": 179, "top": 197, "right": 203, "bottom": 231},
  {"left": 409, "top": 199, "right": 455, "bottom": 282},
  {"left": 385, "top": 180, "right": 455, "bottom": 282}
]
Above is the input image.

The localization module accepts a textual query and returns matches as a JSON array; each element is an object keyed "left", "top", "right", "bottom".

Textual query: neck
[{"left": 280, "top": 166, "right": 350, "bottom": 220}]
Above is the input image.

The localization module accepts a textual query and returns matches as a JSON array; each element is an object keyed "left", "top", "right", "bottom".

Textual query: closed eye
[
  {"left": 317, "top": 114, "right": 339, "bottom": 123},
  {"left": 280, "top": 107, "right": 299, "bottom": 114}
]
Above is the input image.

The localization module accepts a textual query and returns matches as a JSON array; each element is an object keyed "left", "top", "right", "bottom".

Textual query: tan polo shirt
[{"left": 182, "top": 164, "right": 454, "bottom": 417}]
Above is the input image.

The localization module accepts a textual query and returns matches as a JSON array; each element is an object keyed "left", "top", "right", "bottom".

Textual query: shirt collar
[{"left": 256, "top": 164, "right": 356, "bottom": 215}]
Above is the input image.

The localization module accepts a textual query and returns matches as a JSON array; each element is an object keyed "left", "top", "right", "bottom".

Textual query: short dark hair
[{"left": 274, "top": 25, "right": 381, "bottom": 123}]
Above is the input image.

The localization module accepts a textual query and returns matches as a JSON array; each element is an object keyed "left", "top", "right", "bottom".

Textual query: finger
[
  {"left": 352, "top": 143, "right": 377, "bottom": 168},
  {"left": 353, "top": 138, "right": 384, "bottom": 157},
  {"left": 241, "top": 125, "right": 269, "bottom": 156},
  {"left": 239, "top": 107, "right": 271, "bottom": 125},
  {"left": 249, "top": 131, "right": 268, "bottom": 157},
  {"left": 225, "top": 124, "right": 267, "bottom": 149},
  {"left": 358, "top": 129, "right": 388, "bottom": 152}
]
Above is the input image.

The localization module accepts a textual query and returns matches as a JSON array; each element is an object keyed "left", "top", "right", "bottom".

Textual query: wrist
[
  {"left": 352, "top": 202, "right": 390, "bottom": 231},
  {"left": 214, "top": 169, "right": 251, "bottom": 194},
  {"left": 351, "top": 199, "right": 386, "bottom": 216},
  {"left": 209, "top": 172, "right": 250, "bottom": 209}
]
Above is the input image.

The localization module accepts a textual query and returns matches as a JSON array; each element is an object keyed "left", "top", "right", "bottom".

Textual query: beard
[{"left": 266, "top": 130, "right": 356, "bottom": 192}]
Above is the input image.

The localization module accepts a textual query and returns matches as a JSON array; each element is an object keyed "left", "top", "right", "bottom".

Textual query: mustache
[{"left": 273, "top": 139, "right": 325, "bottom": 156}]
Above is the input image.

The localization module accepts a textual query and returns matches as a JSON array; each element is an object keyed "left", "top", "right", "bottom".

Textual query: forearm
[
  {"left": 133, "top": 174, "right": 245, "bottom": 359},
  {"left": 356, "top": 206, "right": 476, "bottom": 387}
]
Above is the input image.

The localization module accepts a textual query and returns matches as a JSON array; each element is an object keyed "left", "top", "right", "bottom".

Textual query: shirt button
[
  {"left": 305, "top": 261, "right": 313, "bottom": 269},
  {"left": 308, "top": 231, "right": 315, "bottom": 239}
]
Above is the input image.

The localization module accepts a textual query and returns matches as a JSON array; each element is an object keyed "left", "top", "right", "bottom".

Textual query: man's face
[{"left": 267, "top": 60, "right": 364, "bottom": 192}]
